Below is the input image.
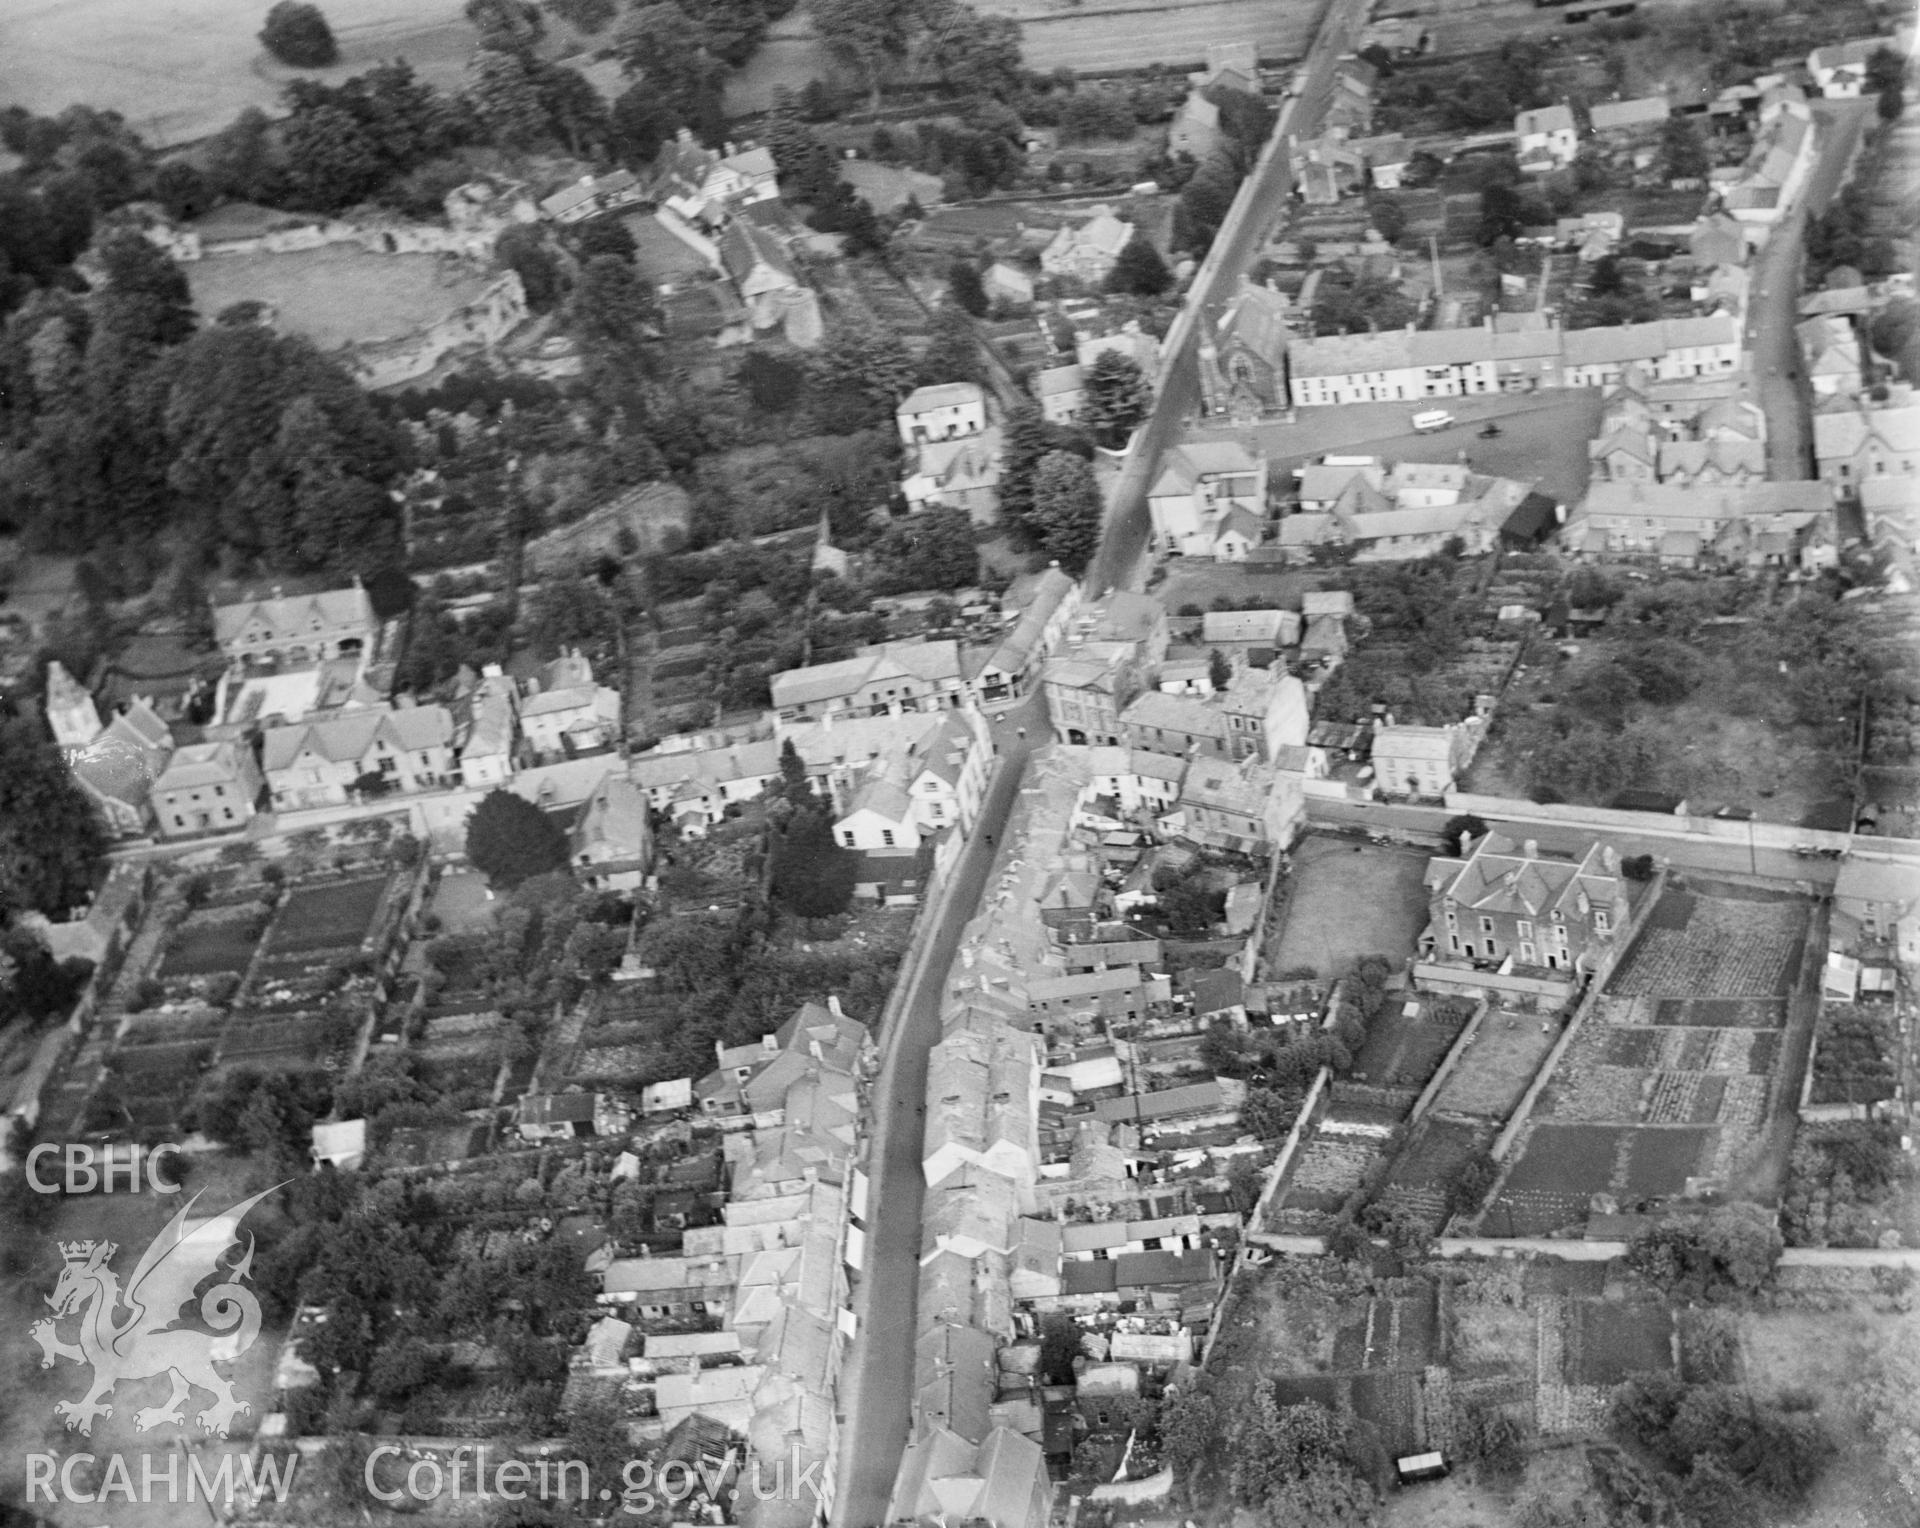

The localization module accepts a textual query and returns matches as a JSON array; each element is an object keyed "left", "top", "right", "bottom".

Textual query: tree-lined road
[{"left": 1084, "top": 0, "right": 1374, "bottom": 596}]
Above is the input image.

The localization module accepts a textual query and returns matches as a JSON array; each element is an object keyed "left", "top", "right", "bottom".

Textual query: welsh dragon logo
[{"left": 30, "top": 1185, "right": 280, "bottom": 1437}]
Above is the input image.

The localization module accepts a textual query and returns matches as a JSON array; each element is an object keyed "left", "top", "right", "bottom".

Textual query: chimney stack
[{"left": 1523, "top": 839, "right": 1538, "bottom": 859}]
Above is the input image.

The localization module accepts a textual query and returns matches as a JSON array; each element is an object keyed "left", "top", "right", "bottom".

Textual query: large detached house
[
  {"left": 570, "top": 772, "right": 654, "bottom": 891},
  {"left": 152, "top": 741, "right": 264, "bottom": 840},
  {"left": 212, "top": 583, "right": 378, "bottom": 666},
  {"left": 898, "top": 383, "right": 987, "bottom": 445},
  {"left": 1422, "top": 832, "right": 1637, "bottom": 975},
  {"left": 263, "top": 704, "right": 456, "bottom": 810},
  {"left": 1038, "top": 210, "right": 1135, "bottom": 285}
]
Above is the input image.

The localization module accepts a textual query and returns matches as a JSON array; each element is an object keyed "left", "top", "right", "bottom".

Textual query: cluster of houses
[
  {"left": 897, "top": 381, "right": 1005, "bottom": 524},
  {"left": 49, "top": 582, "right": 630, "bottom": 858},
  {"left": 537, "top": 128, "right": 818, "bottom": 348},
  {"left": 1142, "top": 430, "right": 1547, "bottom": 565},
  {"left": 887, "top": 733, "right": 1287, "bottom": 1527},
  {"left": 1800, "top": 279, "right": 1920, "bottom": 585},
  {"left": 1567, "top": 363, "right": 1842, "bottom": 570},
  {"left": 559, "top": 999, "right": 875, "bottom": 1528}
]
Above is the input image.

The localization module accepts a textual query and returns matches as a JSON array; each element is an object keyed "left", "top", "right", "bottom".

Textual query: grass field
[
  {"left": 3, "top": 0, "right": 474, "bottom": 147},
  {"left": 1432, "top": 1008, "right": 1557, "bottom": 1120},
  {"left": 1267, "top": 834, "right": 1433, "bottom": 979},
  {"left": 186, "top": 246, "right": 493, "bottom": 350}
]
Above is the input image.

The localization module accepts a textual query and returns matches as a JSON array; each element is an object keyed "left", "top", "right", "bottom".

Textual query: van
[{"left": 1411, "top": 410, "right": 1454, "bottom": 433}]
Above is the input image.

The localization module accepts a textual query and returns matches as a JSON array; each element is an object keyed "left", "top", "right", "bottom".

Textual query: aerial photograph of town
[{"left": 0, "top": 0, "right": 1915, "bottom": 1525}]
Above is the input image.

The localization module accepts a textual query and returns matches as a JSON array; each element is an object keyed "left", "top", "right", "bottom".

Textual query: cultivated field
[
  {"left": 2, "top": 0, "right": 473, "bottom": 147},
  {"left": 185, "top": 247, "right": 495, "bottom": 351},
  {"left": 1485, "top": 882, "right": 1814, "bottom": 1235},
  {"left": 1267, "top": 834, "right": 1434, "bottom": 979}
]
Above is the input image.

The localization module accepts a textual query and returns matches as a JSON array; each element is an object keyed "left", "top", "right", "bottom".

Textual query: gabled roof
[
  {"left": 1516, "top": 103, "right": 1576, "bottom": 136},
  {"left": 1122, "top": 689, "right": 1227, "bottom": 738},
  {"left": 153, "top": 741, "right": 247, "bottom": 794},
  {"left": 261, "top": 704, "right": 453, "bottom": 772},
  {"left": 1590, "top": 96, "right": 1669, "bottom": 131},
  {"left": 213, "top": 584, "right": 374, "bottom": 647},
  {"left": 718, "top": 220, "right": 795, "bottom": 285},
  {"left": 573, "top": 771, "right": 650, "bottom": 859},
  {"left": 900, "top": 381, "right": 986, "bottom": 415}
]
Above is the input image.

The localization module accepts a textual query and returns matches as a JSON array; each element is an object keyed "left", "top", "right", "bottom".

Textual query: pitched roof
[
  {"left": 573, "top": 771, "right": 650, "bottom": 859},
  {"left": 901, "top": 382, "right": 986, "bottom": 415},
  {"left": 261, "top": 704, "right": 452, "bottom": 772},
  {"left": 1590, "top": 96, "right": 1669, "bottom": 130},
  {"left": 213, "top": 584, "right": 374, "bottom": 647},
  {"left": 1203, "top": 609, "right": 1288, "bottom": 644},
  {"left": 718, "top": 220, "right": 795, "bottom": 285},
  {"left": 153, "top": 741, "right": 247, "bottom": 793},
  {"left": 1123, "top": 689, "right": 1227, "bottom": 738},
  {"left": 1516, "top": 103, "right": 1576, "bottom": 136}
]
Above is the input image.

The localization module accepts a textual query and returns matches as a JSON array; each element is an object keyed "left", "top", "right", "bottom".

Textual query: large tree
[
  {"left": 768, "top": 804, "right": 855, "bottom": 923},
  {"left": 615, "top": 3, "right": 727, "bottom": 144},
  {"left": 1028, "top": 449, "right": 1103, "bottom": 572},
  {"left": 465, "top": 789, "right": 571, "bottom": 887},
  {"left": 812, "top": 0, "right": 915, "bottom": 108},
  {"left": 918, "top": 1, "right": 1024, "bottom": 100},
  {"left": 1105, "top": 237, "right": 1172, "bottom": 297},
  {"left": 1080, "top": 349, "right": 1151, "bottom": 448},
  {"left": 261, "top": 1, "right": 339, "bottom": 67},
  {"left": 0, "top": 719, "right": 109, "bottom": 917},
  {"left": 915, "top": 303, "right": 983, "bottom": 387}
]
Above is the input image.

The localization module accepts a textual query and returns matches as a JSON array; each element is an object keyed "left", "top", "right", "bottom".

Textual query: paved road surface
[
  {"left": 1301, "top": 794, "right": 1854, "bottom": 888},
  {"left": 830, "top": 692, "right": 1046, "bottom": 1528},
  {"left": 1746, "top": 99, "right": 1874, "bottom": 481},
  {"left": 1084, "top": 0, "right": 1371, "bottom": 596}
]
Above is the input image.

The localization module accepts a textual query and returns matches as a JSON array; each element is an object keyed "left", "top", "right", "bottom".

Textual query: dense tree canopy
[
  {"left": 0, "top": 720, "right": 108, "bottom": 918},
  {"left": 260, "top": 1, "right": 340, "bottom": 67},
  {"left": 465, "top": 789, "right": 572, "bottom": 887},
  {"left": 1028, "top": 449, "right": 1103, "bottom": 572},
  {"left": 1080, "top": 349, "right": 1151, "bottom": 447}
]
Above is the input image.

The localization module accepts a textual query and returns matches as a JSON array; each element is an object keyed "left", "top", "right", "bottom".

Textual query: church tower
[{"left": 43, "top": 660, "right": 102, "bottom": 756}]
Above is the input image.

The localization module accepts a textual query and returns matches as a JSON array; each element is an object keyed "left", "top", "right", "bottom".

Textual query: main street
[
  {"left": 1746, "top": 98, "right": 1876, "bottom": 480},
  {"left": 831, "top": 691, "right": 1045, "bottom": 1528},
  {"left": 1084, "top": 0, "right": 1372, "bottom": 597}
]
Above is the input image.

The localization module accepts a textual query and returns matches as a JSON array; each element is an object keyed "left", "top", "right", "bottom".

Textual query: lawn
[
  {"left": 185, "top": 245, "right": 495, "bottom": 351},
  {"left": 1267, "top": 834, "right": 1434, "bottom": 980},
  {"left": 427, "top": 870, "right": 494, "bottom": 934},
  {"left": 2, "top": 0, "right": 474, "bottom": 147},
  {"left": 267, "top": 876, "right": 391, "bottom": 955},
  {"left": 1433, "top": 1010, "right": 1558, "bottom": 1119}
]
